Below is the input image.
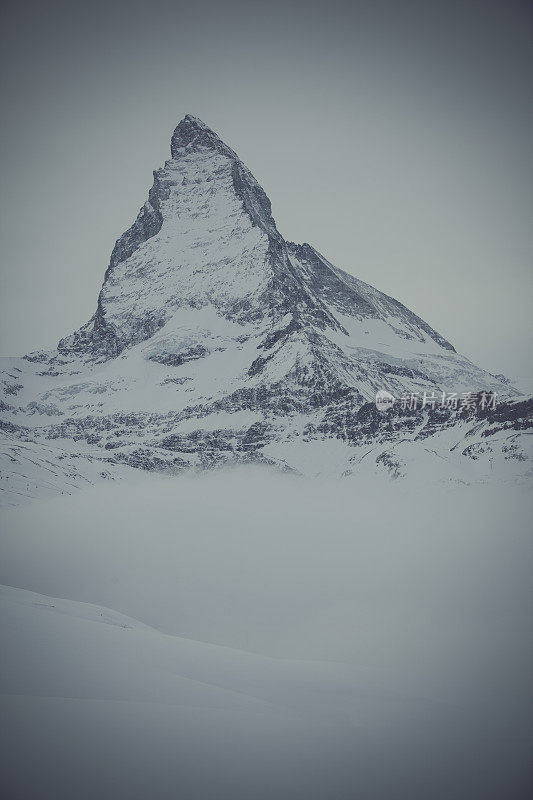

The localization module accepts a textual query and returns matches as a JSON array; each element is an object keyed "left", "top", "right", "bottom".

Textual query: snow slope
[{"left": 1, "top": 472, "right": 532, "bottom": 799}]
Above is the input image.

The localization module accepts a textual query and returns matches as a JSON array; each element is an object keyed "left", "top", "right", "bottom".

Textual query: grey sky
[{"left": 0, "top": 0, "right": 531, "bottom": 385}]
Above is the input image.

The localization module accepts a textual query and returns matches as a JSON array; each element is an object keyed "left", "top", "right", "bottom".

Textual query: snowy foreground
[{"left": 1, "top": 470, "right": 532, "bottom": 799}]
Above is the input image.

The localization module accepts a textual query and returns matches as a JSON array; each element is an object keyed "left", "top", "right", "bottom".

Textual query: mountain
[{"left": 1, "top": 115, "right": 531, "bottom": 503}]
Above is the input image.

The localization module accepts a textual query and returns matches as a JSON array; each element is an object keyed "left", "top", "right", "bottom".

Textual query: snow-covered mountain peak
[
  {"left": 1, "top": 115, "right": 530, "bottom": 502},
  {"left": 170, "top": 114, "right": 238, "bottom": 161},
  {"left": 58, "top": 117, "right": 283, "bottom": 358}
]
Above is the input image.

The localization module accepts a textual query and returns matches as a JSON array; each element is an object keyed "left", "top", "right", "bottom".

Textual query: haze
[{"left": 0, "top": 0, "right": 531, "bottom": 387}]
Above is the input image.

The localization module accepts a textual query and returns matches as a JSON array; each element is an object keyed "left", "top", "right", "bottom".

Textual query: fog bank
[{"left": 1, "top": 470, "right": 532, "bottom": 798}]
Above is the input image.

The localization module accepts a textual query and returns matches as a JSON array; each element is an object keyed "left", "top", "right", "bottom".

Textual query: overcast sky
[{"left": 0, "top": 0, "right": 531, "bottom": 386}]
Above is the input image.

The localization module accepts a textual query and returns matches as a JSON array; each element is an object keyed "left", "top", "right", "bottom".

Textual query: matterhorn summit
[{"left": 1, "top": 115, "right": 531, "bottom": 503}]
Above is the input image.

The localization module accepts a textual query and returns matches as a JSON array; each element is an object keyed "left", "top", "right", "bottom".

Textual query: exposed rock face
[{"left": 1, "top": 115, "right": 531, "bottom": 503}]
